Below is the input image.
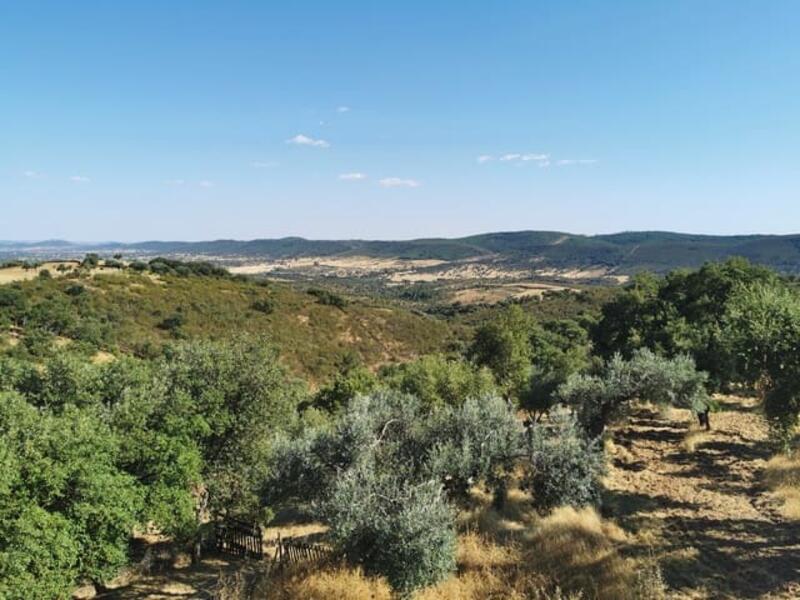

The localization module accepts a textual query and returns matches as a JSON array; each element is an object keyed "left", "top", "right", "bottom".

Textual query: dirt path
[{"left": 606, "top": 397, "right": 800, "bottom": 599}]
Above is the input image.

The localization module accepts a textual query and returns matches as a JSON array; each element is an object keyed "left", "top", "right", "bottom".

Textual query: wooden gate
[{"left": 215, "top": 518, "right": 263, "bottom": 559}]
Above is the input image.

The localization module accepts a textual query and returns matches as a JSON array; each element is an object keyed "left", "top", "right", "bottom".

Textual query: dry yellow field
[{"left": 0, "top": 261, "right": 79, "bottom": 283}]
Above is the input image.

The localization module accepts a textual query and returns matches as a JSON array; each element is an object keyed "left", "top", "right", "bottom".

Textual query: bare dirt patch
[
  {"left": 606, "top": 397, "right": 800, "bottom": 599},
  {"left": 449, "top": 282, "right": 569, "bottom": 305}
]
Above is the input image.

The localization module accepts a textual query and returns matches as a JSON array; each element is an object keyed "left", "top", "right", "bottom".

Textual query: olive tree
[{"left": 558, "top": 348, "right": 710, "bottom": 437}]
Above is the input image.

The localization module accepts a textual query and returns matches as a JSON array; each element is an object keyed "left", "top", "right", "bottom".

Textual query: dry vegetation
[
  {"left": 764, "top": 452, "right": 800, "bottom": 520},
  {"left": 210, "top": 488, "right": 647, "bottom": 600},
  {"left": 0, "top": 261, "right": 78, "bottom": 283}
]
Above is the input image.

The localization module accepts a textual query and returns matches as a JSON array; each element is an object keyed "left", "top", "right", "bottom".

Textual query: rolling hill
[{"left": 3, "top": 231, "right": 800, "bottom": 275}]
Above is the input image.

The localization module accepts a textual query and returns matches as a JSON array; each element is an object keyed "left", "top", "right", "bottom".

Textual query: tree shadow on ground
[{"left": 659, "top": 514, "right": 800, "bottom": 598}]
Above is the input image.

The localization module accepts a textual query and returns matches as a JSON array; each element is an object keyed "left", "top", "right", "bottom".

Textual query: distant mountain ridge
[{"left": 3, "top": 231, "right": 800, "bottom": 275}]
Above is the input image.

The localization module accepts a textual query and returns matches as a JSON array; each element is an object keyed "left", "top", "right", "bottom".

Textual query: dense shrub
[
  {"left": 265, "top": 391, "right": 521, "bottom": 591},
  {"left": 308, "top": 288, "right": 348, "bottom": 309},
  {"left": 722, "top": 282, "right": 800, "bottom": 389},
  {"left": 313, "top": 364, "right": 378, "bottom": 414},
  {"left": 251, "top": 297, "right": 276, "bottom": 314},
  {"left": 469, "top": 305, "right": 534, "bottom": 396},
  {"left": 524, "top": 411, "right": 604, "bottom": 512},
  {"left": 380, "top": 354, "right": 497, "bottom": 408},
  {"left": 424, "top": 395, "right": 522, "bottom": 503},
  {"left": 0, "top": 393, "right": 142, "bottom": 597},
  {"left": 322, "top": 465, "right": 456, "bottom": 593}
]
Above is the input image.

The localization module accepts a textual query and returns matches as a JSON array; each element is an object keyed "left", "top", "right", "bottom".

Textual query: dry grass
[
  {"left": 415, "top": 533, "right": 580, "bottom": 600},
  {"left": 525, "top": 506, "right": 635, "bottom": 600},
  {"left": 0, "top": 262, "right": 75, "bottom": 283},
  {"left": 764, "top": 452, "right": 800, "bottom": 519},
  {"left": 213, "top": 495, "right": 649, "bottom": 600},
  {"left": 257, "top": 564, "right": 393, "bottom": 600},
  {"left": 683, "top": 425, "right": 711, "bottom": 453}
]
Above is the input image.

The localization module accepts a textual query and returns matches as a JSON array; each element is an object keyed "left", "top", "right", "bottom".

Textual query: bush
[
  {"left": 380, "top": 355, "right": 497, "bottom": 409},
  {"left": 313, "top": 364, "right": 377, "bottom": 414},
  {"left": 764, "top": 381, "right": 800, "bottom": 451},
  {"left": 308, "top": 288, "right": 348, "bottom": 309},
  {"left": 524, "top": 411, "right": 604, "bottom": 512},
  {"left": 158, "top": 312, "right": 185, "bottom": 333},
  {"left": 424, "top": 395, "right": 522, "bottom": 504},
  {"left": 0, "top": 393, "right": 142, "bottom": 595},
  {"left": 322, "top": 465, "right": 456, "bottom": 593},
  {"left": 265, "top": 391, "right": 521, "bottom": 591},
  {"left": 251, "top": 298, "right": 275, "bottom": 314},
  {"left": 81, "top": 254, "right": 100, "bottom": 269}
]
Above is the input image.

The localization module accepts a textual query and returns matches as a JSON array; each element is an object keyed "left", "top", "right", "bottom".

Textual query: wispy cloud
[
  {"left": 286, "top": 134, "right": 330, "bottom": 148},
  {"left": 199, "top": 180, "right": 214, "bottom": 188},
  {"left": 479, "top": 153, "right": 550, "bottom": 164},
  {"left": 336, "top": 106, "right": 350, "bottom": 113},
  {"left": 339, "top": 172, "right": 367, "bottom": 181},
  {"left": 478, "top": 153, "right": 595, "bottom": 168},
  {"left": 251, "top": 160, "right": 279, "bottom": 168},
  {"left": 22, "top": 170, "right": 44, "bottom": 178},
  {"left": 556, "top": 159, "right": 598, "bottom": 166},
  {"left": 165, "top": 179, "right": 185, "bottom": 185},
  {"left": 494, "top": 153, "right": 550, "bottom": 163},
  {"left": 69, "top": 175, "right": 90, "bottom": 183},
  {"left": 379, "top": 177, "right": 420, "bottom": 188}
]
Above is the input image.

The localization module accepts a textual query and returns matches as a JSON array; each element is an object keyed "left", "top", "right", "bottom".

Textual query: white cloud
[
  {"left": 379, "top": 177, "right": 420, "bottom": 188},
  {"left": 339, "top": 172, "right": 367, "bottom": 181},
  {"left": 23, "top": 170, "right": 43, "bottom": 178},
  {"left": 286, "top": 134, "right": 330, "bottom": 148},
  {"left": 199, "top": 180, "right": 214, "bottom": 188},
  {"left": 336, "top": 106, "right": 350, "bottom": 113},
  {"left": 69, "top": 175, "right": 90, "bottom": 183},
  {"left": 480, "top": 152, "right": 595, "bottom": 168},
  {"left": 496, "top": 152, "right": 550, "bottom": 164},
  {"left": 556, "top": 159, "right": 598, "bottom": 166},
  {"left": 251, "top": 160, "right": 278, "bottom": 168},
  {"left": 165, "top": 179, "right": 185, "bottom": 185}
]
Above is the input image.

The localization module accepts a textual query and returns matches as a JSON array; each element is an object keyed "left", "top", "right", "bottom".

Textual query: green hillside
[{"left": 0, "top": 269, "right": 461, "bottom": 382}]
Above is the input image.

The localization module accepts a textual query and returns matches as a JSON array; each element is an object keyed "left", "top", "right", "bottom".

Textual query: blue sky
[{"left": 2, "top": 1, "right": 799, "bottom": 241}]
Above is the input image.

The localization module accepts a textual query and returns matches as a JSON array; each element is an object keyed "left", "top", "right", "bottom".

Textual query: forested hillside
[{"left": 3, "top": 257, "right": 800, "bottom": 599}]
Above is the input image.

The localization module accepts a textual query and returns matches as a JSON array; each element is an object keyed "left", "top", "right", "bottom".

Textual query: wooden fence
[
  {"left": 214, "top": 518, "right": 263, "bottom": 559},
  {"left": 274, "top": 534, "right": 334, "bottom": 568}
]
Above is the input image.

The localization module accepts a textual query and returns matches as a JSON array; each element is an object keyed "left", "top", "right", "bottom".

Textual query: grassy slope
[{"left": 3, "top": 271, "right": 462, "bottom": 382}]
